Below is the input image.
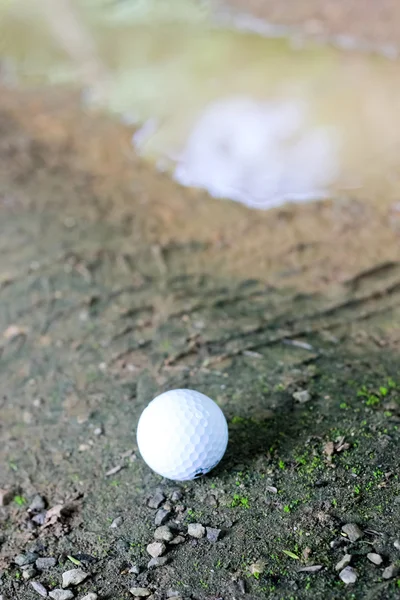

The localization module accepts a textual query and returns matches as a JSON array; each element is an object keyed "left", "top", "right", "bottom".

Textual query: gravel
[
  {"left": 335, "top": 554, "right": 352, "bottom": 571},
  {"left": 341, "top": 523, "right": 363, "bottom": 542},
  {"left": 187, "top": 523, "right": 205, "bottom": 538},
  {"left": 339, "top": 566, "right": 357, "bottom": 584},
  {"left": 292, "top": 390, "right": 311, "bottom": 403},
  {"left": 382, "top": 564, "right": 399, "bottom": 579},
  {"left": 206, "top": 527, "right": 221, "bottom": 542},
  {"left": 154, "top": 526, "right": 174, "bottom": 542},
  {"left": 36, "top": 557, "right": 57, "bottom": 570},
  {"left": 110, "top": 516, "right": 123, "bottom": 529},
  {"left": 29, "top": 494, "right": 46, "bottom": 513},
  {"left": 62, "top": 569, "right": 89, "bottom": 588},
  {"left": 153, "top": 508, "right": 170, "bottom": 526},
  {"left": 170, "top": 490, "right": 183, "bottom": 502},
  {"left": 129, "top": 589, "right": 151, "bottom": 597},
  {"left": 169, "top": 536, "right": 185, "bottom": 545},
  {"left": 148, "top": 492, "right": 165, "bottom": 509},
  {"left": 15, "top": 552, "right": 38, "bottom": 566},
  {"left": 146, "top": 542, "right": 166, "bottom": 557},
  {"left": 49, "top": 591, "right": 74, "bottom": 600},
  {"left": 30, "top": 581, "right": 48, "bottom": 597},
  {"left": 147, "top": 556, "right": 168, "bottom": 569},
  {"left": 367, "top": 553, "right": 383, "bottom": 565},
  {"left": 22, "top": 566, "right": 37, "bottom": 580}
]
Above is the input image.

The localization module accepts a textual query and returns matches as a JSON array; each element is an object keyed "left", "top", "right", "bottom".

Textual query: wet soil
[{"left": 1, "top": 89, "right": 400, "bottom": 600}]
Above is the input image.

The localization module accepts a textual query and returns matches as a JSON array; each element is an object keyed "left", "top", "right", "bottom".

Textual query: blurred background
[{"left": 1, "top": 0, "right": 400, "bottom": 210}]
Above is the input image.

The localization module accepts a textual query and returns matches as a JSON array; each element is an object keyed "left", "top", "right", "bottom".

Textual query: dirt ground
[{"left": 1, "top": 82, "right": 400, "bottom": 600}]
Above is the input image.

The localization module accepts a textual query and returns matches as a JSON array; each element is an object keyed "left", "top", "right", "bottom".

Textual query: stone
[
  {"left": 62, "top": 568, "right": 89, "bottom": 588},
  {"left": 15, "top": 552, "right": 38, "bottom": 566},
  {"left": 339, "top": 566, "right": 357, "bottom": 584},
  {"left": 29, "top": 495, "right": 46, "bottom": 513},
  {"left": 367, "top": 553, "right": 383, "bottom": 565},
  {"left": 170, "top": 490, "right": 183, "bottom": 502},
  {"left": 335, "top": 554, "right": 352, "bottom": 571},
  {"left": 382, "top": 564, "right": 399, "bottom": 579},
  {"left": 129, "top": 589, "right": 151, "bottom": 597},
  {"left": 293, "top": 390, "right": 311, "bottom": 403},
  {"left": 206, "top": 527, "right": 221, "bottom": 542},
  {"left": 169, "top": 536, "right": 185, "bottom": 545},
  {"left": 80, "top": 595, "right": 98, "bottom": 600},
  {"left": 154, "top": 526, "right": 174, "bottom": 542},
  {"left": 36, "top": 557, "right": 57, "bottom": 570},
  {"left": 30, "top": 581, "right": 48, "bottom": 597},
  {"left": 147, "top": 556, "right": 168, "bottom": 569},
  {"left": 22, "top": 566, "right": 37, "bottom": 580},
  {"left": 249, "top": 561, "right": 265, "bottom": 575},
  {"left": 187, "top": 523, "right": 205, "bottom": 538},
  {"left": 49, "top": 591, "right": 74, "bottom": 600},
  {"left": 341, "top": 523, "right": 363, "bottom": 542},
  {"left": 146, "top": 542, "right": 166, "bottom": 558},
  {"left": 154, "top": 509, "right": 171, "bottom": 526},
  {"left": 110, "top": 516, "right": 123, "bottom": 529},
  {"left": 129, "top": 565, "right": 140, "bottom": 574},
  {"left": 394, "top": 540, "right": 400, "bottom": 550},
  {"left": 147, "top": 492, "right": 165, "bottom": 509}
]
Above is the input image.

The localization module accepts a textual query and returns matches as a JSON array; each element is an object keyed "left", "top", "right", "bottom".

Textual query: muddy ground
[{"left": 1, "top": 88, "right": 400, "bottom": 600}]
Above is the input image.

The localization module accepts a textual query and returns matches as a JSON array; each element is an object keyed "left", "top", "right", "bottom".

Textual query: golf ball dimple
[{"left": 136, "top": 389, "right": 228, "bottom": 481}]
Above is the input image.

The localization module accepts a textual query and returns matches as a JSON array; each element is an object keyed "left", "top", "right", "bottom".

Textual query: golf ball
[{"left": 137, "top": 389, "right": 228, "bottom": 481}]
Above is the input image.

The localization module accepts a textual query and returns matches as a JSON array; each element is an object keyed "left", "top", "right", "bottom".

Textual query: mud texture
[{"left": 1, "top": 90, "right": 400, "bottom": 600}]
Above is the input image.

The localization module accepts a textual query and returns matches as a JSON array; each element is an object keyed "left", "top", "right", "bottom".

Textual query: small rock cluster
[{"left": 334, "top": 523, "right": 399, "bottom": 585}]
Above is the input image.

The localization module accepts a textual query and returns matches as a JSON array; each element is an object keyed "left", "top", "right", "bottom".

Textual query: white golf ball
[{"left": 137, "top": 389, "right": 228, "bottom": 481}]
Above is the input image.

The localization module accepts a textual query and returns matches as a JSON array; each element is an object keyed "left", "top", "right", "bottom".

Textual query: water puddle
[{"left": 1, "top": 0, "right": 400, "bottom": 209}]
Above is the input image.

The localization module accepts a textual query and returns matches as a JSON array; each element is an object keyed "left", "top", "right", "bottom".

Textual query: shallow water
[{"left": 1, "top": 0, "right": 400, "bottom": 208}]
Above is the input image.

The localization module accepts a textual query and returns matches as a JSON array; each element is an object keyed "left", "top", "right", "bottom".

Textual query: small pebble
[
  {"left": 32, "top": 512, "right": 47, "bottom": 526},
  {"left": 22, "top": 566, "right": 36, "bottom": 580},
  {"left": 236, "top": 579, "right": 246, "bottom": 594},
  {"left": 170, "top": 490, "right": 182, "bottom": 502},
  {"left": 169, "top": 536, "right": 185, "bottom": 545},
  {"left": 335, "top": 554, "right": 352, "bottom": 571},
  {"left": 30, "top": 581, "right": 48, "bottom": 597},
  {"left": 382, "top": 564, "right": 399, "bottom": 579},
  {"left": 206, "top": 527, "right": 221, "bottom": 542},
  {"left": 29, "top": 495, "right": 46, "bottom": 513},
  {"left": 146, "top": 542, "right": 166, "bottom": 558},
  {"left": 147, "top": 556, "right": 168, "bottom": 569},
  {"left": 249, "top": 561, "right": 265, "bottom": 575},
  {"left": 148, "top": 492, "right": 165, "bottom": 509},
  {"left": 129, "top": 565, "right": 140, "bottom": 574},
  {"left": 297, "top": 565, "right": 323, "bottom": 573},
  {"left": 154, "top": 526, "right": 174, "bottom": 542},
  {"left": 129, "top": 589, "right": 151, "bottom": 597},
  {"left": 154, "top": 509, "right": 171, "bottom": 526},
  {"left": 339, "top": 566, "right": 357, "bottom": 584},
  {"left": 80, "top": 594, "right": 98, "bottom": 600},
  {"left": 167, "top": 591, "right": 181, "bottom": 597},
  {"left": 15, "top": 552, "right": 38, "bottom": 566},
  {"left": 342, "top": 523, "right": 363, "bottom": 542},
  {"left": 62, "top": 568, "right": 89, "bottom": 588},
  {"left": 293, "top": 390, "right": 311, "bottom": 403},
  {"left": 188, "top": 523, "right": 205, "bottom": 539},
  {"left": 49, "top": 591, "right": 74, "bottom": 600},
  {"left": 93, "top": 427, "right": 103, "bottom": 436},
  {"left": 394, "top": 540, "right": 400, "bottom": 550},
  {"left": 36, "top": 557, "right": 57, "bottom": 570},
  {"left": 367, "top": 553, "right": 383, "bottom": 565},
  {"left": 163, "top": 501, "right": 172, "bottom": 511},
  {"left": 110, "top": 516, "right": 123, "bottom": 529}
]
